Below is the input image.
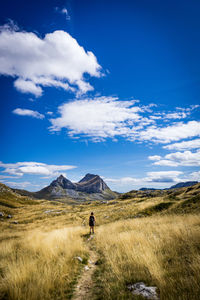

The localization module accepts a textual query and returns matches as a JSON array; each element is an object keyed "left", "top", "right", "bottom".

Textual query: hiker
[{"left": 89, "top": 212, "right": 95, "bottom": 234}]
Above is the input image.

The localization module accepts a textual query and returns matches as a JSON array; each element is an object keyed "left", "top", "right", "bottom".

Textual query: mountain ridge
[
  {"left": 13, "top": 173, "right": 116, "bottom": 202},
  {"left": 139, "top": 181, "right": 198, "bottom": 191}
]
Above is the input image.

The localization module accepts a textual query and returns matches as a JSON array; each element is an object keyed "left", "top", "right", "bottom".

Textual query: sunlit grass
[
  {"left": 0, "top": 226, "right": 88, "bottom": 300},
  {"left": 94, "top": 214, "right": 200, "bottom": 299},
  {"left": 0, "top": 183, "right": 200, "bottom": 299}
]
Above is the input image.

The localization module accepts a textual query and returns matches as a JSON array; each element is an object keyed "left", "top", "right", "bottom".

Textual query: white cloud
[
  {"left": 164, "top": 112, "right": 187, "bottom": 119},
  {"left": 13, "top": 108, "right": 45, "bottom": 119},
  {"left": 105, "top": 171, "right": 183, "bottom": 187},
  {"left": 176, "top": 105, "right": 199, "bottom": 111},
  {"left": 0, "top": 175, "right": 18, "bottom": 179},
  {"left": 55, "top": 7, "right": 71, "bottom": 20},
  {"left": 49, "top": 96, "right": 152, "bottom": 140},
  {"left": 163, "top": 105, "right": 199, "bottom": 120},
  {"left": 0, "top": 161, "right": 77, "bottom": 177},
  {"left": 14, "top": 79, "right": 43, "bottom": 97},
  {"left": 61, "top": 8, "right": 71, "bottom": 20},
  {"left": 48, "top": 96, "right": 200, "bottom": 143},
  {"left": 138, "top": 121, "right": 200, "bottom": 144},
  {"left": 0, "top": 23, "right": 102, "bottom": 96},
  {"left": 163, "top": 139, "right": 200, "bottom": 150},
  {"left": 190, "top": 171, "right": 200, "bottom": 181},
  {"left": 150, "top": 150, "right": 200, "bottom": 167},
  {"left": 148, "top": 155, "right": 161, "bottom": 161},
  {"left": 2, "top": 181, "right": 33, "bottom": 189},
  {"left": 152, "top": 160, "right": 178, "bottom": 167},
  {"left": 145, "top": 171, "right": 183, "bottom": 182},
  {"left": 105, "top": 177, "right": 139, "bottom": 184},
  {"left": 46, "top": 111, "right": 53, "bottom": 115}
]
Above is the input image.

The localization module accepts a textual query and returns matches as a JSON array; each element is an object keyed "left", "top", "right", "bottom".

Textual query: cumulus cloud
[
  {"left": 14, "top": 79, "right": 43, "bottom": 97},
  {"left": 138, "top": 121, "right": 200, "bottom": 144},
  {"left": 0, "top": 23, "right": 102, "bottom": 96},
  {"left": 48, "top": 95, "right": 200, "bottom": 143},
  {"left": 149, "top": 150, "right": 200, "bottom": 167},
  {"left": 49, "top": 96, "right": 153, "bottom": 141},
  {"left": 163, "top": 139, "right": 200, "bottom": 151},
  {"left": 13, "top": 108, "right": 45, "bottom": 119},
  {"left": 0, "top": 161, "right": 76, "bottom": 177},
  {"left": 145, "top": 171, "right": 183, "bottom": 182}
]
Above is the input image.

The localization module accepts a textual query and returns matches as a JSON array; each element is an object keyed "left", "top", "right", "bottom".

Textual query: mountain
[
  {"left": 169, "top": 181, "right": 198, "bottom": 189},
  {"left": 77, "top": 173, "right": 109, "bottom": 193},
  {"left": 15, "top": 174, "right": 117, "bottom": 202}
]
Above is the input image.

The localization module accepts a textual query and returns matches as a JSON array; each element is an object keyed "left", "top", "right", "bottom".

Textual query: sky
[{"left": 0, "top": 0, "right": 200, "bottom": 192}]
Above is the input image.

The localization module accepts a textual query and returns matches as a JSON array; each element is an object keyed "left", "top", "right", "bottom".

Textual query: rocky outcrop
[{"left": 127, "top": 282, "right": 159, "bottom": 299}]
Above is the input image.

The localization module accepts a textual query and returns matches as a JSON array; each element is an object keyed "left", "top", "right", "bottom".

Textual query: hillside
[
  {"left": 1, "top": 181, "right": 199, "bottom": 226},
  {"left": 0, "top": 183, "right": 41, "bottom": 211},
  {"left": 169, "top": 181, "right": 198, "bottom": 189},
  {"left": 0, "top": 182, "right": 200, "bottom": 299},
  {"left": 117, "top": 182, "right": 200, "bottom": 216}
]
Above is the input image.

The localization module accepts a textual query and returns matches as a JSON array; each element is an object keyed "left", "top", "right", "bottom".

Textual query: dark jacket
[{"left": 89, "top": 215, "right": 95, "bottom": 226}]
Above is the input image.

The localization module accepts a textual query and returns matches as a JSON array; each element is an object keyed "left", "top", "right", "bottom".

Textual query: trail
[{"left": 72, "top": 236, "right": 98, "bottom": 300}]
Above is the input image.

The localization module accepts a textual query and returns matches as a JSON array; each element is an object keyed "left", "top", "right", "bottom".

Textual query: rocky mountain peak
[
  {"left": 37, "top": 173, "right": 111, "bottom": 198},
  {"left": 50, "top": 174, "right": 75, "bottom": 189},
  {"left": 78, "top": 173, "right": 99, "bottom": 183},
  {"left": 77, "top": 173, "right": 109, "bottom": 193}
]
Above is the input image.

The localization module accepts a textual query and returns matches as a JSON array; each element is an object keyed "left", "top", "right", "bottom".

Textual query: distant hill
[
  {"left": 0, "top": 182, "right": 40, "bottom": 214},
  {"left": 139, "top": 187, "right": 158, "bottom": 191},
  {"left": 14, "top": 174, "right": 117, "bottom": 202},
  {"left": 169, "top": 181, "right": 198, "bottom": 189},
  {"left": 139, "top": 181, "right": 198, "bottom": 191},
  {"left": 118, "top": 182, "right": 200, "bottom": 214}
]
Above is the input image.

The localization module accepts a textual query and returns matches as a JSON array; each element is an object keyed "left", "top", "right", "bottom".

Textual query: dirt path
[{"left": 72, "top": 237, "right": 98, "bottom": 300}]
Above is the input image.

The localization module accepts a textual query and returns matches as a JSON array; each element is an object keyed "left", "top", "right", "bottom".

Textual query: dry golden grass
[
  {"left": 94, "top": 214, "right": 200, "bottom": 300},
  {"left": 1, "top": 183, "right": 200, "bottom": 299},
  {"left": 0, "top": 225, "right": 88, "bottom": 300}
]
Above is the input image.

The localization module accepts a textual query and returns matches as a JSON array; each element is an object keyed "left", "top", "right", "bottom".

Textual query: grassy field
[
  {"left": 0, "top": 182, "right": 200, "bottom": 299},
  {"left": 0, "top": 226, "right": 88, "bottom": 300},
  {"left": 93, "top": 214, "right": 200, "bottom": 299}
]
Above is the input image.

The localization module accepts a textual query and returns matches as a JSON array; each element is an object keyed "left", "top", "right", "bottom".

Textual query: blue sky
[{"left": 0, "top": 0, "right": 200, "bottom": 192}]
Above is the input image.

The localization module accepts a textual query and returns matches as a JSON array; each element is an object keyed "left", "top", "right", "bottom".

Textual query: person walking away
[{"left": 89, "top": 212, "right": 95, "bottom": 234}]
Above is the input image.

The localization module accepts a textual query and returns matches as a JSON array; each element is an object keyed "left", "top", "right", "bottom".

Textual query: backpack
[{"left": 89, "top": 215, "right": 95, "bottom": 226}]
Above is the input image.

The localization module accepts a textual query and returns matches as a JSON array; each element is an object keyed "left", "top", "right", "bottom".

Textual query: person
[{"left": 89, "top": 212, "right": 95, "bottom": 234}]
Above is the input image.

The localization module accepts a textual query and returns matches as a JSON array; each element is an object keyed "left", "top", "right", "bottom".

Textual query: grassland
[
  {"left": 0, "top": 182, "right": 200, "bottom": 299},
  {"left": 94, "top": 214, "right": 200, "bottom": 299}
]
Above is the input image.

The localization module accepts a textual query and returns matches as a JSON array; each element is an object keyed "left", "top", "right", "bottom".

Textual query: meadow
[
  {"left": 94, "top": 214, "right": 200, "bottom": 299},
  {"left": 0, "top": 183, "right": 200, "bottom": 299}
]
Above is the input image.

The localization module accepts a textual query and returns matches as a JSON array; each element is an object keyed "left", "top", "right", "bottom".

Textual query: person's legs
[{"left": 92, "top": 226, "right": 94, "bottom": 234}]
